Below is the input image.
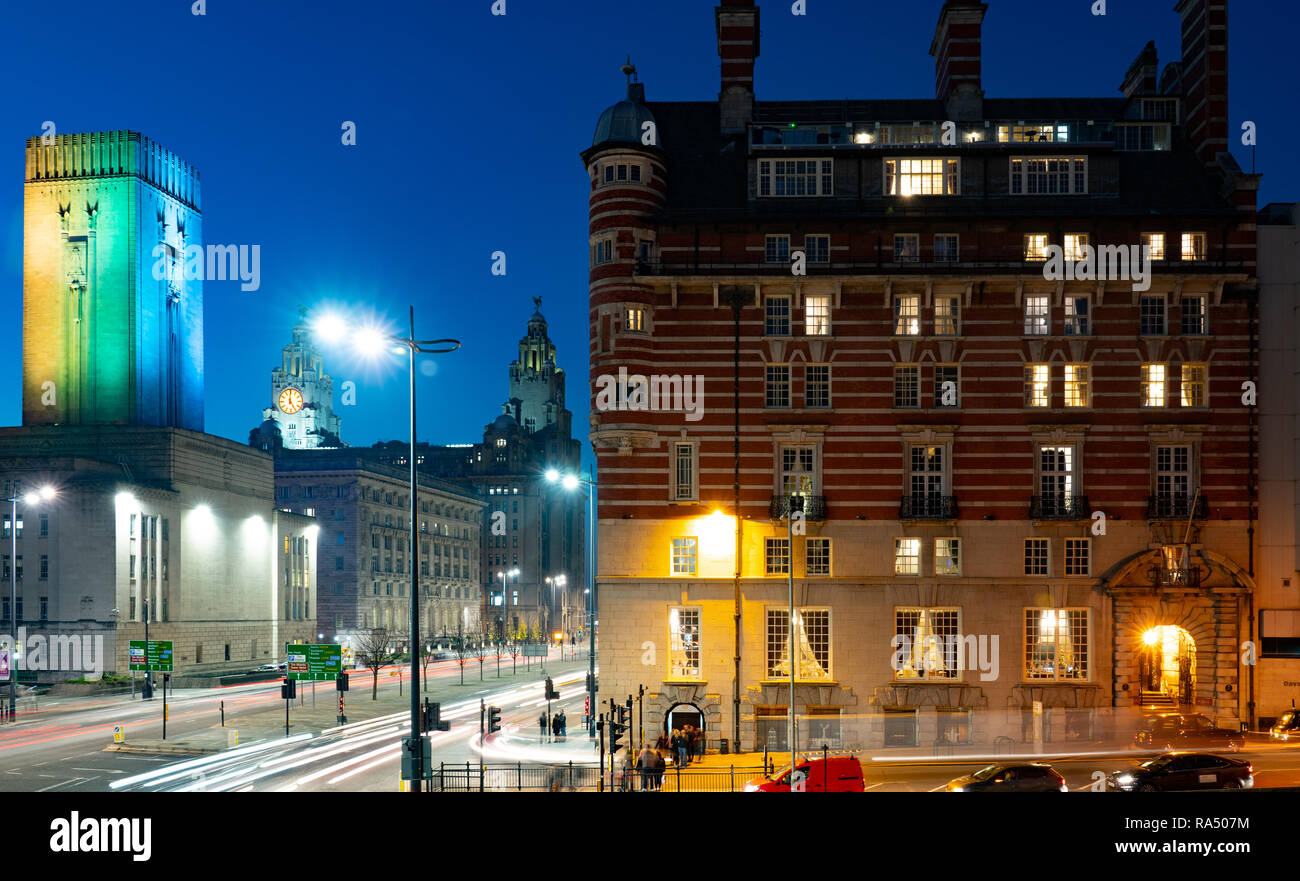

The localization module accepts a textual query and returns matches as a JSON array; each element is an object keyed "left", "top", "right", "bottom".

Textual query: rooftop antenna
[{"left": 622, "top": 56, "right": 637, "bottom": 85}]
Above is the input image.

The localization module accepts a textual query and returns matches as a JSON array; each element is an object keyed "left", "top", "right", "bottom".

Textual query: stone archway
[{"left": 644, "top": 684, "right": 723, "bottom": 751}]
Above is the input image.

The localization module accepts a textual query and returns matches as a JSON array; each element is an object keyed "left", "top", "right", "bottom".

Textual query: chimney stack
[
  {"left": 1175, "top": 0, "right": 1229, "bottom": 170},
  {"left": 716, "top": 0, "right": 760, "bottom": 133},
  {"left": 930, "top": 0, "right": 988, "bottom": 121},
  {"left": 1120, "top": 41, "right": 1160, "bottom": 97}
]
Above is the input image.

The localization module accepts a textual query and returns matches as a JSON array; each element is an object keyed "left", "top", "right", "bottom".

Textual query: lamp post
[
  {"left": 545, "top": 468, "right": 596, "bottom": 737},
  {"left": 314, "top": 307, "right": 460, "bottom": 792},
  {"left": 4, "top": 485, "right": 55, "bottom": 722}
]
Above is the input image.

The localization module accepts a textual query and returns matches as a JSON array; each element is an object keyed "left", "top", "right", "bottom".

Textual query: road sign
[
  {"left": 128, "top": 640, "right": 173, "bottom": 672},
  {"left": 0, "top": 647, "right": 9, "bottom": 682},
  {"left": 113, "top": 724, "right": 125, "bottom": 743},
  {"left": 286, "top": 643, "right": 342, "bottom": 681}
]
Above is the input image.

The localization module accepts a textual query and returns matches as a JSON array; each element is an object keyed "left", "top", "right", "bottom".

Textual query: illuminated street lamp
[
  {"left": 4, "top": 485, "right": 55, "bottom": 722},
  {"left": 313, "top": 307, "right": 460, "bottom": 792},
  {"left": 545, "top": 468, "right": 597, "bottom": 737}
]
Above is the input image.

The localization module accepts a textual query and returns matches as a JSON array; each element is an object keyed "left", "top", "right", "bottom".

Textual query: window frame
[
  {"left": 894, "top": 295, "right": 921, "bottom": 335},
  {"left": 758, "top": 158, "right": 834, "bottom": 198},
  {"left": 670, "top": 537, "right": 698, "bottom": 576},
  {"left": 894, "top": 364, "right": 921, "bottom": 409},
  {"left": 765, "top": 606, "right": 833, "bottom": 682},
  {"left": 1064, "top": 538, "right": 1091, "bottom": 577},
  {"left": 765, "top": 363, "right": 792, "bottom": 409},
  {"left": 884, "top": 157, "right": 961, "bottom": 196},
  {"left": 1180, "top": 363, "right": 1207, "bottom": 408},
  {"left": 805, "top": 537, "right": 832, "bottom": 576},
  {"left": 668, "top": 605, "right": 703, "bottom": 680},
  {"left": 805, "top": 363, "right": 831, "bottom": 410},
  {"left": 934, "top": 538, "right": 961, "bottom": 576},
  {"left": 1063, "top": 363, "right": 1091, "bottom": 408},
  {"left": 1141, "top": 363, "right": 1167, "bottom": 408},
  {"left": 894, "top": 537, "right": 922, "bottom": 576},
  {"left": 1023, "top": 295, "right": 1050, "bottom": 335},
  {"left": 1024, "top": 538, "right": 1050, "bottom": 577},
  {"left": 1024, "top": 363, "right": 1050, "bottom": 408},
  {"left": 1009, "top": 156, "right": 1089, "bottom": 195},
  {"left": 1024, "top": 608, "right": 1091, "bottom": 682}
]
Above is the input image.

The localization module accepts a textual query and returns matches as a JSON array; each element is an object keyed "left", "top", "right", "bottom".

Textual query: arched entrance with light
[{"left": 1139, "top": 625, "right": 1197, "bottom": 707}]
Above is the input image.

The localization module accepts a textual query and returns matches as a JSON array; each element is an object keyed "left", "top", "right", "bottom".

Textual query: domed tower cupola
[{"left": 580, "top": 62, "right": 668, "bottom": 456}]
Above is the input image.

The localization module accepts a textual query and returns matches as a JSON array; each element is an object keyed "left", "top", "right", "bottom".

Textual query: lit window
[
  {"left": 668, "top": 607, "right": 701, "bottom": 679},
  {"left": 1140, "top": 295, "right": 1166, "bottom": 335},
  {"left": 998, "top": 124, "right": 1068, "bottom": 143},
  {"left": 766, "top": 608, "right": 831, "bottom": 681},
  {"left": 885, "top": 158, "right": 960, "bottom": 196},
  {"left": 935, "top": 539, "right": 961, "bottom": 576},
  {"left": 765, "top": 538, "right": 790, "bottom": 575},
  {"left": 1025, "top": 609, "right": 1089, "bottom": 680},
  {"left": 1024, "top": 538, "right": 1050, "bottom": 576},
  {"left": 758, "top": 158, "right": 834, "bottom": 197},
  {"left": 894, "top": 538, "right": 921, "bottom": 576},
  {"left": 1064, "top": 234, "right": 1089, "bottom": 262},
  {"left": 934, "top": 295, "right": 960, "bottom": 335},
  {"left": 1010, "top": 157, "right": 1087, "bottom": 194},
  {"left": 1024, "top": 295, "right": 1049, "bottom": 335},
  {"left": 765, "top": 235, "right": 791, "bottom": 264},
  {"left": 805, "top": 295, "right": 831, "bottom": 335},
  {"left": 765, "top": 364, "right": 791, "bottom": 408},
  {"left": 625, "top": 308, "right": 645, "bottom": 332},
  {"left": 1181, "top": 232, "right": 1207, "bottom": 261},
  {"left": 1024, "top": 364, "right": 1050, "bottom": 408},
  {"left": 894, "top": 608, "right": 960, "bottom": 679},
  {"left": 1181, "top": 363, "right": 1206, "bottom": 408},
  {"left": 894, "top": 365, "right": 920, "bottom": 408},
  {"left": 670, "top": 538, "right": 697, "bottom": 576},
  {"left": 1141, "top": 363, "right": 1166, "bottom": 407},
  {"left": 1064, "top": 364, "right": 1090, "bottom": 407},
  {"left": 894, "top": 295, "right": 920, "bottom": 335},
  {"left": 1142, "top": 232, "right": 1165, "bottom": 261},
  {"left": 780, "top": 446, "right": 817, "bottom": 496},
  {"left": 765, "top": 296, "right": 791, "bottom": 335},
  {"left": 1024, "top": 234, "right": 1050, "bottom": 262}
]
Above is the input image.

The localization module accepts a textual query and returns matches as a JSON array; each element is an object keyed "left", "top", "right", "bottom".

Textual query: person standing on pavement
[
  {"left": 539, "top": 712, "right": 548, "bottom": 742},
  {"left": 621, "top": 747, "right": 635, "bottom": 791},
  {"left": 637, "top": 743, "right": 655, "bottom": 791},
  {"left": 558, "top": 709, "right": 567, "bottom": 738}
]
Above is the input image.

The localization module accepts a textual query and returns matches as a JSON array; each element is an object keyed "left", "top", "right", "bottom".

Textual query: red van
[{"left": 742, "top": 756, "right": 865, "bottom": 792}]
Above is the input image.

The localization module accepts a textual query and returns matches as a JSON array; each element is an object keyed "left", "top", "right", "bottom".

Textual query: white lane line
[
  {"left": 37, "top": 777, "right": 86, "bottom": 792},
  {"left": 863, "top": 782, "right": 885, "bottom": 791},
  {"left": 71, "top": 768, "right": 125, "bottom": 774},
  {"left": 927, "top": 784, "right": 946, "bottom": 792},
  {"left": 325, "top": 749, "right": 401, "bottom": 786}
]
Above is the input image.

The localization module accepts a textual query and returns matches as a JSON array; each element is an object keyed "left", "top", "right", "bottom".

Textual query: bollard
[
  {"left": 220, "top": 700, "right": 224, "bottom": 727},
  {"left": 227, "top": 729, "right": 239, "bottom": 747}
]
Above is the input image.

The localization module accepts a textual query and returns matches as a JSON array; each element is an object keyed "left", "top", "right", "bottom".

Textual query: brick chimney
[
  {"left": 1175, "top": 0, "right": 1229, "bottom": 170},
  {"left": 1120, "top": 41, "right": 1160, "bottom": 97},
  {"left": 716, "top": 0, "right": 760, "bottom": 133},
  {"left": 930, "top": 0, "right": 987, "bottom": 121}
]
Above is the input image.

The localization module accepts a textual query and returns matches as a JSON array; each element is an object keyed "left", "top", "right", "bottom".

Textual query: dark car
[
  {"left": 1270, "top": 710, "right": 1300, "bottom": 742},
  {"left": 945, "top": 763, "right": 1068, "bottom": 792},
  {"left": 1107, "top": 752, "right": 1253, "bottom": 791},
  {"left": 1133, "top": 713, "right": 1242, "bottom": 752}
]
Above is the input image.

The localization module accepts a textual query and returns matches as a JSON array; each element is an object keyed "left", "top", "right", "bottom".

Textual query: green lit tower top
[{"left": 22, "top": 130, "right": 204, "bottom": 430}]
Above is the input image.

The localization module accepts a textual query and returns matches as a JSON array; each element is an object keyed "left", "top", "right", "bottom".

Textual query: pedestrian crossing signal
[{"left": 488, "top": 705, "right": 502, "bottom": 734}]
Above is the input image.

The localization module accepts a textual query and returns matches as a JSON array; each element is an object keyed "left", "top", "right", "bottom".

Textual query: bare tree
[
  {"left": 355, "top": 627, "right": 398, "bottom": 700},
  {"left": 454, "top": 621, "right": 470, "bottom": 686},
  {"left": 476, "top": 627, "right": 489, "bottom": 682}
]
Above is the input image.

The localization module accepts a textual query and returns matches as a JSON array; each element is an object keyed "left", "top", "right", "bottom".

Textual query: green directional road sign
[
  {"left": 286, "top": 644, "right": 342, "bottom": 681},
  {"left": 128, "top": 640, "right": 174, "bottom": 672}
]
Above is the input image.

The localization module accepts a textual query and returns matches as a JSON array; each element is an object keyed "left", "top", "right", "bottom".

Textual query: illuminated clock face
[{"left": 278, "top": 387, "right": 305, "bottom": 415}]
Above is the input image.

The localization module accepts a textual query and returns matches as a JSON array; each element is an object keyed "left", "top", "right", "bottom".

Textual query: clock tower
[{"left": 266, "top": 311, "right": 343, "bottom": 450}]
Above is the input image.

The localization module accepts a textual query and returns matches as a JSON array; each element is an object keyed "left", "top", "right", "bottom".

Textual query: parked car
[
  {"left": 1270, "top": 710, "right": 1300, "bottom": 741},
  {"left": 946, "top": 763, "right": 1068, "bottom": 792},
  {"left": 1132, "top": 713, "right": 1242, "bottom": 752},
  {"left": 1106, "top": 752, "right": 1253, "bottom": 791},
  {"left": 742, "top": 756, "right": 865, "bottom": 792},
  {"left": 249, "top": 662, "right": 286, "bottom": 674}
]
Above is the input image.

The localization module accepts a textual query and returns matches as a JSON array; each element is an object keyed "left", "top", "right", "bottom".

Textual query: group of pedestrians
[
  {"left": 630, "top": 743, "right": 667, "bottom": 790},
  {"left": 667, "top": 724, "right": 704, "bottom": 766},
  {"left": 538, "top": 709, "right": 567, "bottom": 741}
]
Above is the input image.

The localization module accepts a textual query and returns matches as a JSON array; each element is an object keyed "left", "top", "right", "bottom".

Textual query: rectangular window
[
  {"left": 1181, "top": 363, "right": 1207, "bottom": 408},
  {"left": 758, "top": 158, "right": 834, "bottom": 197},
  {"left": 765, "top": 235, "right": 791, "bottom": 264},
  {"left": 934, "top": 295, "right": 959, "bottom": 335},
  {"left": 934, "top": 234, "right": 959, "bottom": 263},
  {"left": 885, "top": 157, "right": 960, "bottom": 195},
  {"left": 894, "top": 608, "right": 961, "bottom": 679},
  {"left": 1064, "top": 296, "right": 1089, "bottom": 335},
  {"left": 1064, "top": 364, "right": 1090, "bottom": 407},
  {"left": 765, "top": 537, "right": 790, "bottom": 575},
  {"left": 1181, "top": 232, "right": 1207, "bottom": 261},
  {"left": 1024, "top": 363, "right": 1050, "bottom": 407},
  {"left": 804, "top": 235, "right": 830, "bottom": 263},
  {"left": 893, "top": 234, "right": 920, "bottom": 263},
  {"left": 934, "top": 365, "right": 959, "bottom": 409},
  {"left": 1024, "top": 295, "right": 1049, "bottom": 335},
  {"left": 1024, "top": 234, "right": 1050, "bottom": 262},
  {"left": 671, "top": 538, "right": 698, "bottom": 576},
  {"left": 806, "top": 538, "right": 831, "bottom": 576},
  {"left": 1039, "top": 446, "right": 1075, "bottom": 509},
  {"left": 780, "top": 446, "right": 817, "bottom": 496},
  {"left": 1156, "top": 444, "right": 1193, "bottom": 509},
  {"left": 39, "top": 514, "right": 48, "bottom": 538},
  {"left": 765, "top": 364, "right": 791, "bottom": 408},
  {"left": 1181, "top": 295, "right": 1208, "bottom": 335},
  {"left": 40, "top": 597, "right": 47, "bottom": 622},
  {"left": 1025, "top": 609, "right": 1089, "bottom": 680},
  {"left": 894, "top": 537, "right": 921, "bottom": 576},
  {"left": 765, "top": 295, "right": 791, "bottom": 335},
  {"left": 805, "top": 364, "right": 830, "bottom": 409},
  {"left": 1142, "top": 232, "right": 1165, "bottom": 261},
  {"left": 1141, "top": 363, "right": 1166, "bottom": 407},
  {"left": 1140, "top": 295, "right": 1167, "bottom": 335},
  {"left": 894, "top": 295, "right": 920, "bottom": 335},
  {"left": 593, "top": 239, "right": 613, "bottom": 265},
  {"left": 998, "top": 124, "right": 1070, "bottom": 143},
  {"left": 935, "top": 538, "right": 961, "bottom": 576},
  {"left": 894, "top": 365, "right": 920, "bottom": 408},
  {"left": 1024, "top": 538, "right": 1050, "bottom": 576},
  {"left": 909, "top": 445, "right": 946, "bottom": 500},
  {"left": 805, "top": 295, "right": 831, "bottom": 335},
  {"left": 1010, "top": 156, "right": 1088, "bottom": 194},
  {"left": 625, "top": 308, "right": 645, "bottom": 332},
  {"left": 1065, "top": 538, "right": 1091, "bottom": 576},
  {"left": 672, "top": 442, "right": 696, "bottom": 501},
  {"left": 1063, "top": 234, "right": 1089, "bottom": 262},
  {"left": 668, "top": 607, "right": 702, "bottom": 679},
  {"left": 766, "top": 608, "right": 832, "bottom": 681},
  {"left": 39, "top": 555, "right": 48, "bottom": 580}
]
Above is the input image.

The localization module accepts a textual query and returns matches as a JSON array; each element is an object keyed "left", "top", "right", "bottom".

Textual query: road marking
[
  {"left": 37, "top": 777, "right": 85, "bottom": 791},
  {"left": 927, "top": 784, "right": 946, "bottom": 792},
  {"left": 863, "top": 782, "right": 884, "bottom": 791},
  {"left": 71, "top": 768, "right": 124, "bottom": 774}
]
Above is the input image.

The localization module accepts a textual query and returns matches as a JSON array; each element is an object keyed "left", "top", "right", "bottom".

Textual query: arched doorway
[
  {"left": 1138, "top": 625, "right": 1196, "bottom": 706},
  {"left": 665, "top": 702, "right": 704, "bottom": 736}
]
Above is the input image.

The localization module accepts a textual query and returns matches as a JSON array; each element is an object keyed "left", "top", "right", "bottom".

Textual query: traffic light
[
  {"left": 544, "top": 677, "right": 559, "bottom": 700},
  {"left": 487, "top": 705, "right": 502, "bottom": 734},
  {"left": 281, "top": 678, "right": 297, "bottom": 700},
  {"left": 336, "top": 672, "right": 349, "bottom": 692},
  {"left": 610, "top": 703, "right": 628, "bottom": 752},
  {"left": 586, "top": 672, "right": 597, "bottom": 693},
  {"left": 421, "top": 699, "right": 450, "bottom": 733}
]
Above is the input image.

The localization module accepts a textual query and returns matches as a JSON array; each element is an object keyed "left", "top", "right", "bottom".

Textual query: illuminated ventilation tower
[
  {"left": 22, "top": 131, "right": 204, "bottom": 429},
  {"left": 266, "top": 311, "right": 343, "bottom": 449}
]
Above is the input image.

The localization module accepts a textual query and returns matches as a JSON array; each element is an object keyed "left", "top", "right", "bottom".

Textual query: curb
[{"left": 103, "top": 742, "right": 220, "bottom": 756}]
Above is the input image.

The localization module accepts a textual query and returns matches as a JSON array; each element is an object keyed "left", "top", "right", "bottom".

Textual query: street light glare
[
  {"left": 545, "top": 469, "right": 560, "bottom": 483},
  {"left": 562, "top": 474, "right": 579, "bottom": 491},
  {"left": 313, "top": 314, "right": 348, "bottom": 344},
  {"left": 353, "top": 326, "right": 391, "bottom": 357}
]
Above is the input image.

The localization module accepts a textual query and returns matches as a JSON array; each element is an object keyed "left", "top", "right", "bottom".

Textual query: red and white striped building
[{"left": 584, "top": 0, "right": 1258, "bottom": 751}]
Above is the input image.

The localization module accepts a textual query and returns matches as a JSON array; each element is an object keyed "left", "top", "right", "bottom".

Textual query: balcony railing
[
  {"left": 1029, "top": 494, "right": 1091, "bottom": 520},
  {"left": 1146, "top": 493, "right": 1208, "bottom": 520},
  {"left": 634, "top": 258, "right": 1247, "bottom": 277},
  {"left": 768, "top": 494, "right": 827, "bottom": 521},
  {"left": 900, "top": 494, "right": 958, "bottom": 520},
  {"left": 1146, "top": 564, "right": 1205, "bottom": 588}
]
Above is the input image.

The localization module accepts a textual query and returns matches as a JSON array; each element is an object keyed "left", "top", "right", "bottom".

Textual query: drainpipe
[
  {"left": 1247, "top": 285, "right": 1258, "bottom": 729},
  {"left": 727, "top": 286, "right": 746, "bottom": 752}
]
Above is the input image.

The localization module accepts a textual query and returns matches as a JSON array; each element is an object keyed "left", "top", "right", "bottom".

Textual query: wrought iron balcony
[
  {"left": 1146, "top": 493, "right": 1208, "bottom": 520},
  {"left": 768, "top": 494, "right": 827, "bottom": 521},
  {"left": 1146, "top": 564, "right": 1205, "bottom": 588},
  {"left": 1030, "top": 494, "right": 1091, "bottom": 520},
  {"left": 899, "top": 494, "right": 957, "bottom": 520}
]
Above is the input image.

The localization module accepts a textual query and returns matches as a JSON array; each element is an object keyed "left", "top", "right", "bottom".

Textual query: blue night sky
[{"left": 0, "top": 0, "right": 1292, "bottom": 456}]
